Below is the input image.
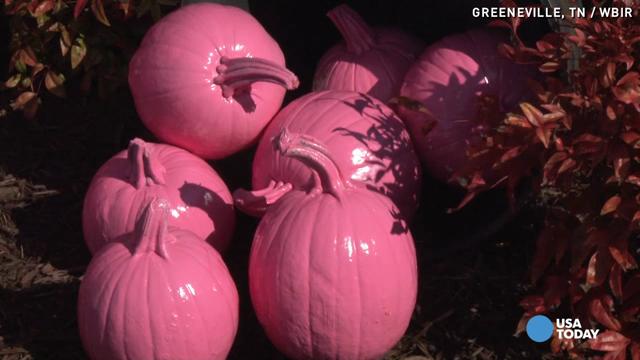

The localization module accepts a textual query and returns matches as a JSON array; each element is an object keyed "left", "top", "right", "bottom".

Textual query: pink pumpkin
[
  {"left": 249, "top": 129, "right": 417, "bottom": 360},
  {"left": 313, "top": 4, "right": 424, "bottom": 102},
  {"left": 78, "top": 198, "right": 239, "bottom": 360},
  {"left": 128, "top": 3, "right": 299, "bottom": 159},
  {"left": 234, "top": 90, "right": 421, "bottom": 220},
  {"left": 83, "top": 138, "right": 234, "bottom": 254},
  {"left": 400, "top": 28, "right": 535, "bottom": 183}
]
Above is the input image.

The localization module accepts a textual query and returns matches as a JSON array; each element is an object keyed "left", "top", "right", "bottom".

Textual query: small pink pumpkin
[
  {"left": 249, "top": 129, "right": 417, "bottom": 360},
  {"left": 129, "top": 3, "right": 299, "bottom": 159},
  {"left": 400, "top": 28, "right": 535, "bottom": 183},
  {"left": 83, "top": 138, "right": 234, "bottom": 254},
  {"left": 234, "top": 90, "right": 421, "bottom": 220},
  {"left": 78, "top": 198, "right": 239, "bottom": 360},
  {"left": 313, "top": 4, "right": 424, "bottom": 102}
]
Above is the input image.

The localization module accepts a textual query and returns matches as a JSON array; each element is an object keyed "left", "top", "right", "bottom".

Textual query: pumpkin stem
[
  {"left": 274, "top": 128, "right": 346, "bottom": 200},
  {"left": 233, "top": 180, "right": 293, "bottom": 217},
  {"left": 127, "top": 138, "right": 166, "bottom": 189},
  {"left": 327, "top": 4, "right": 375, "bottom": 55},
  {"left": 133, "top": 197, "right": 170, "bottom": 259},
  {"left": 213, "top": 56, "right": 299, "bottom": 99}
]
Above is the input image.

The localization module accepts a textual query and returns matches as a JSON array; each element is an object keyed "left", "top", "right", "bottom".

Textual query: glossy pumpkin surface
[
  {"left": 249, "top": 129, "right": 417, "bottom": 360},
  {"left": 129, "top": 3, "right": 298, "bottom": 159},
  {"left": 237, "top": 90, "right": 421, "bottom": 220},
  {"left": 78, "top": 198, "right": 239, "bottom": 360},
  {"left": 82, "top": 138, "right": 234, "bottom": 254}
]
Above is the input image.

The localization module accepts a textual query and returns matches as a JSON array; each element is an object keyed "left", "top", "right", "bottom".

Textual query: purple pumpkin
[
  {"left": 78, "top": 198, "right": 239, "bottom": 360},
  {"left": 313, "top": 4, "right": 424, "bottom": 102},
  {"left": 129, "top": 3, "right": 299, "bottom": 159},
  {"left": 400, "top": 28, "right": 535, "bottom": 183},
  {"left": 83, "top": 138, "right": 234, "bottom": 254},
  {"left": 234, "top": 90, "right": 421, "bottom": 220},
  {"left": 249, "top": 129, "right": 417, "bottom": 360}
]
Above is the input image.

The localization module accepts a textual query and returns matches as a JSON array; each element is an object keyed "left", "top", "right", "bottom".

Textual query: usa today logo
[{"left": 526, "top": 315, "right": 601, "bottom": 342}]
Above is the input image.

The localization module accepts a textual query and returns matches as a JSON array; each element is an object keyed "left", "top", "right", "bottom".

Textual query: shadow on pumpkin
[
  {"left": 336, "top": 94, "right": 419, "bottom": 235},
  {"left": 178, "top": 182, "right": 235, "bottom": 246}
]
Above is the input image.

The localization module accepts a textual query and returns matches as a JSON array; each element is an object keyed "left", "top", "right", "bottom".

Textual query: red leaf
[
  {"left": 587, "top": 249, "right": 613, "bottom": 287},
  {"left": 609, "top": 246, "right": 638, "bottom": 271},
  {"left": 90, "top": 0, "right": 110, "bottom": 26},
  {"left": 610, "top": 264, "right": 623, "bottom": 299},
  {"left": 630, "top": 342, "right": 640, "bottom": 360},
  {"left": 601, "top": 195, "right": 622, "bottom": 215},
  {"left": 588, "top": 293, "right": 621, "bottom": 331},
  {"left": 540, "top": 61, "right": 560, "bottom": 73},
  {"left": 74, "top": 0, "right": 88, "bottom": 18},
  {"left": 589, "top": 331, "right": 630, "bottom": 352}
]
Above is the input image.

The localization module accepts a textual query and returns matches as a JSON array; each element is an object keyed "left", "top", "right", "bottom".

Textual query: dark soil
[{"left": 1, "top": 1, "right": 562, "bottom": 359}]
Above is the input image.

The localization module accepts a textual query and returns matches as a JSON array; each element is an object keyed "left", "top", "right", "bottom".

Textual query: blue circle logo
[{"left": 526, "top": 315, "right": 554, "bottom": 342}]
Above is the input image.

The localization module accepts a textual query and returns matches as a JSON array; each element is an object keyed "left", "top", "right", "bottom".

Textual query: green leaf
[
  {"left": 15, "top": 60, "right": 27, "bottom": 73},
  {"left": 71, "top": 36, "right": 87, "bottom": 69},
  {"left": 4, "top": 74, "right": 21, "bottom": 88}
]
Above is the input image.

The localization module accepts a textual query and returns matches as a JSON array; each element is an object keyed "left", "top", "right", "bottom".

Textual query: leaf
[
  {"left": 610, "top": 264, "right": 623, "bottom": 299},
  {"left": 601, "top": 195, "right": 622, "bottom": 215},
  {"left": 589, "top": 331, "right": 630, "bottom": 352},
  {"left": 74, "top": 0, "right": 88, "bottom": 18},
  {"left": 71, "top": 36, "right": 86, "bottom": 69},
  {"left": 90, "top": 0, "right": 110, "bottom": 26},
  {"left": 589, "top": 293, "right": 622, "bottom": 331},
  {"left": 520, "top": 102, "right": 544, "bottom": 127},
  {"left": 10, "top": 91, "right": 37, "bottom": 110},
  {"left": 59, "top": 25, "right": 71, "bottom": 56},
  {"left": 609, "top": 246, "right": 637, "bottom": 271},
  {"left": 4, "top": 74, "right": 21, "bottom": 88},
  {"left": 540, "top": 61, "right": 560, "bottom": 73},
  {"left": 44, "top": 71, "right": 66, "bottom": 98}
]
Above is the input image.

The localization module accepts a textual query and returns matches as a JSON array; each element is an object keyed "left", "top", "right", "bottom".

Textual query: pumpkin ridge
[
  {"left": 122, "top": 256, "right": 148, "bottom": 360},
  {"left": 97, "top": 255, "right": 137, "bottom": 356}
]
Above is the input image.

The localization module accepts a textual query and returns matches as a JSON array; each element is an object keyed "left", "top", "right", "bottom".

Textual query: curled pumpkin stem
[
  {"left": 233, "top": 180, "right": 293, "bottom": 217},
  {"left": 133, "top": 198, "right": 170, "bottom": 259},
  {"left": 213, "top": 56, "right": 299, "bottom": 99},
  {"left": 327, "top": 4, "right": 375, "bottom": 55},
  {"left": 128, "top": 138, "right": 166, "bottom": 189},
  {"left": 274, "top": 128, "right": 346, "bottom": 200}
]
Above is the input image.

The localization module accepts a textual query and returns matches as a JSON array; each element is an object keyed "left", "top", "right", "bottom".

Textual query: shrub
[
  {"left": 436, "top": 0, "right": 640, "bottom": 357},
  {"left": 2, "top": 0, "right": 178, "bottom": 119}
]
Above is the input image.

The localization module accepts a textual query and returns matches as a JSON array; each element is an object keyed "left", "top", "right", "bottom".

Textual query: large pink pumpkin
[
  {"left": 82, "top": 138, "right": 234, "bottom": 254},
  {"left": 78, "top": 198, "right": 239, "bottom": 360},
  {"left": 249, "top": 129, "right": 417, "bottom": 360},
  {"left": 400, "top": 28, "right": 535, "bottom": 183},
  {"left": 128, "top": 3, "right": 299, "bottom": 159},
  {"left": 234, "top": 90, "right": 421, "bottom": 220},
  {"left": 313, "top": 4, "right": 424, "bottom": 102}
]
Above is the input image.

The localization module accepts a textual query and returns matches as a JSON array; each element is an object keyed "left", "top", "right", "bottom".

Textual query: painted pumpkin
[
  {"left": 234, "top": 90, "right": 421, "bottom": 220},
  {"left": 313, "top": 4, "right": 424, "bottom": 102},
  {"left": 249, "top": 129, "right": 418, "bottom": 360},
  {"left": 129, "top": 3, "right": 299, "bottom": 159},
  {"left": 78, "top": 198, "right": 239, "bottom": 360},
  {"left": 83, "top": 138, "right": 234, "bottom": 254},
  {"left": 400, "top": 28, "right": 535, "bottom": 183}
]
